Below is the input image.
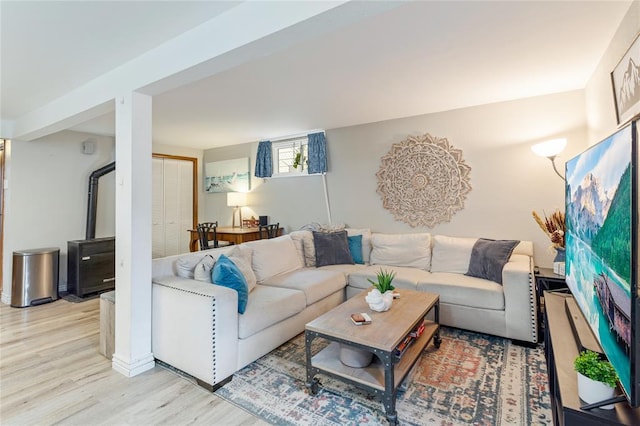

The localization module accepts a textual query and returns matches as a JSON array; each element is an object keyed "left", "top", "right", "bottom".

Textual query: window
[{"left": 272, "top": 136, "right": 309, "bottom": 176}]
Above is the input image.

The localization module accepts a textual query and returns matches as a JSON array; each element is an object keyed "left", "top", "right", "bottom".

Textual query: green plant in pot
[
  {"left": 574, "top": 350, "right": 618, "bottom": 409},
  {"left": 292, "top": 151, "right": 305, "bottom": 170},
  {"left": 365, "top": 269, "right": 395, "bottom": 312}
]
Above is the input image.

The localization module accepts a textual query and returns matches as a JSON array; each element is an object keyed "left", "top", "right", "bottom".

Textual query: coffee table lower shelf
[{"left": 306, "top": 321, "right": 439, "bottom": 425}]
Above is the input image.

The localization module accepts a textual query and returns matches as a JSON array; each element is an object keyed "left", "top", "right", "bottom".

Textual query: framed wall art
[
  {"left": 205, "top": 157, "right": 250, "bottom": 193},
  {"left": 612, "top": 32, "right": 640, "bottom": 125}
]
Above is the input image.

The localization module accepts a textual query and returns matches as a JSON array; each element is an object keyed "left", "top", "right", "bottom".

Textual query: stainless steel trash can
[{"left": 11, "top": 247, "right": 59, "bottom": 307}]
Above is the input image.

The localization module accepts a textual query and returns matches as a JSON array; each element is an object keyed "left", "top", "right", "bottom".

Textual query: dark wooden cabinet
[
  {"left": 544, "top": 292, "right": 640, "bottom": 425},
  {"left": 67, "top": 237, "right": 115, "bottom": 297}
]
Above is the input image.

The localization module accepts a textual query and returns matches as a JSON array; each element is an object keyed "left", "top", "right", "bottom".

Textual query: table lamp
[{"left": 227, "top": 192, "right": 248, "bottom": 228}]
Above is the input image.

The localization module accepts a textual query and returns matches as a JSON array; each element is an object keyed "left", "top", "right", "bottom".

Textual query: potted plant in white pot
[
  {"left": 365, "top": 269, "right": 395, "bottom": 312},
  {"left": 574, "top": 349, "right": 618, "bottom": 409}
]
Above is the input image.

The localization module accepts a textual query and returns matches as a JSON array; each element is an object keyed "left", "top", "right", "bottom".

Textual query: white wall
[
  {"left": 2, "top": 130, "right": 115, "bottom": 300},
  {"left": 0, "top": 137, "right": 202, "bottom": 302},
  {"left": 204, "top": 90, "right": 588, "bottom": 267},
  {"left": 585, "top": 0, "right": 639, "bottom": 143}
]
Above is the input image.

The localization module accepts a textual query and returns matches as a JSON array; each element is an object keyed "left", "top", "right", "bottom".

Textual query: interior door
[
  {"left": 151, "top": 157, "right": 165, "bottom": 258},
  {"left": 152, "top": 155, "right": 196, "bottom": 258},
  {"left": 162, "top": 158, "right": 181, "bottom": 256}
]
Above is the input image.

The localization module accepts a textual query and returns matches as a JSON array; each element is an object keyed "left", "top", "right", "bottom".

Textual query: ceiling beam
[{"left": 10, "top": 1, "right": 404, "bottom": 141}]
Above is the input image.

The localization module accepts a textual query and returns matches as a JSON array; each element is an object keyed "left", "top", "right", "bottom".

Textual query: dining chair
[
  {"left": 197, "top": 222, "right": 232, "bottom": 250},
  {"left": 259, "top": 223, "right": 279, "bottom": 239}
]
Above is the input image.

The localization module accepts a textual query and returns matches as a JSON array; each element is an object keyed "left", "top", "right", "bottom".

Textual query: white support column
[{"left": 111, "top": 92, "right": 155, "bottom": 377}]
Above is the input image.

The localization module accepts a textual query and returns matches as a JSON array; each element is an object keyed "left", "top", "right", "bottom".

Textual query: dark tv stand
[
  {"left": 544, "top": 292, "right": 640, "bottom": 425},
  {"left": 565, "top": 298, "right": 603, "bottom": 356}
]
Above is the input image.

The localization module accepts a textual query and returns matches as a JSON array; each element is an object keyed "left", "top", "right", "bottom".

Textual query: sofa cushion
[
  {"left": 346, "top": 228, "right": 372, "bottom": 263},
  {"left": 348, "top": 265, "right": 424, "bottom": 291},
  {"left": 370, "top": 233, "right": 432, "bottom": 270},
  {"left": 348, "top": 235, "right": 364, "bottom": 264},
  {"left": 193, "top": 254, "right": 215, "bottom": 283},
  {"left": 170, "top": 246, "right": 236, "bottom": 280},
  {"left": 313, "top": 230, "right": 354, "bottom": 267},
  {"left": 513, "top": 240, "right": 534, "bottom": 256},
  {"left": 238, "top": 285, "right": 306, "bottom": 339},
  {"left": 244, "top": 235, "right": 303, "bottom": 283},
  {"left": 212, "top": 255, "right": 248, "bottom": 314},
  {"left": 176, "top": 255, "right": 203, "bottom": 279},
  {"left": 289, "top": 230, "right": 316, "bottom": 267},
  {"left": 418, "top": 272, "right": 505, "bottom": 310},
  {"left": 228, "top": 245, "right": 257, "bottom": 293},
  {"left": 317, "top": 263, "right": 368, "bottom": 274},
  {"left": 287, "top": 230, "right": 309, "bottom": 266},
  {"left": 430, "top": 235, "right": 478, "bottom": 274},
  {"left": 466, "top": 239, "right": 520, "bottom": 284},
  {"left": 260, "top": 268, "right": 347, "bottom": 306}
]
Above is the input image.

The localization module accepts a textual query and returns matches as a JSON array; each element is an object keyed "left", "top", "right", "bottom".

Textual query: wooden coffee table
[{"left": 305, "top": 288, "right": 440, "bottom": 425}]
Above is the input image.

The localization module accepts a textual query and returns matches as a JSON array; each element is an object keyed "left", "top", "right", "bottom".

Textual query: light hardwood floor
[{"left": 0, "top": 298, "right": 267, "bottom": 425}]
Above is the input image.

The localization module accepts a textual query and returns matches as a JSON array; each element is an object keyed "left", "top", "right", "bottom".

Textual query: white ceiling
[{"left": 0, "top": 1, "right": 633, "bottom": 149}]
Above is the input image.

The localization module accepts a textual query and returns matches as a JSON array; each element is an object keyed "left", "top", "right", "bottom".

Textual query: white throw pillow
[
  {"left": 228, "top": 245, "right": 257, "bottom": 293},
  {"left": 193, "top": 255, "right": 215, "bottom": 283},
  {"left": 430, "top": 235, "right": 478, "bottom": 274},
  {"left": 346, "top": 228, "right": 372, "bottom": 263},
  {"left": 245, "top": 235, "right": 303, "bottom": 283},
  {"left": 370, "top": 233, "right": 432, "bottom": 270},
  {"left": 289, "top": 230, "right": 314, "bottom": 267},
  {"left": 176, "top": 255, "right": 204, "bottom": 279}
]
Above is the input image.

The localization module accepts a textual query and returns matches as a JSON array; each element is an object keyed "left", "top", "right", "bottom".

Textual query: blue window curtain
[
  {"left": 255, "top": 140, "right": 272, "bottom": 178},
  {"left": 307, "top": 132, "right": 327, "bottom": 174}
]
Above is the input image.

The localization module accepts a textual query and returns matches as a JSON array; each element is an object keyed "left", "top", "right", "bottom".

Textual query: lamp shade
[
  {"left": 531, "top": 138, "right": 567, "bottom": 158},
  {"left": 227, "top": 192, "right": 247, "bottom": 207}
]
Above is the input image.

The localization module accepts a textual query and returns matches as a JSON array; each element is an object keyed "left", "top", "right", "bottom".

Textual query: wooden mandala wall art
[{"left": 376, "top": 133, "right": 472, "bottom": 228}]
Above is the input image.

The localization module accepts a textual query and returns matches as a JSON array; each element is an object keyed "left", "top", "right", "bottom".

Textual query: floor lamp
[
  {"left": 531, "top": 138, "right": 567, "bottom": 181},
  {"left": 227, "top": 192, "right": 247, "bottom": 228}
]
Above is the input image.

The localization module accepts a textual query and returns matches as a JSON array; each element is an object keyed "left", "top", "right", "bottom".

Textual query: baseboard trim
[{"left": 112, "top": 353, "right": 155, "bottom": 377}]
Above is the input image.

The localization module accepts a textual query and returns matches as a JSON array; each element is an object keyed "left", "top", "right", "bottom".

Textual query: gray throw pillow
[
  {"left": 465, "top": 238, "right": 520, "bottom": 284},
  {"left": 313, "top": 230, "right": 354, "bottom": 267}
]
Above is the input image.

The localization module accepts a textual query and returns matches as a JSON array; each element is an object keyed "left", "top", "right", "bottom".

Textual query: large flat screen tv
[{"left": 565, "top": 120, "right": 639, "bottom": 407}]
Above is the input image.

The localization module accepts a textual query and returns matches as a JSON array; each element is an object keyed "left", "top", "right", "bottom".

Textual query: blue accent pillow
[
  {"left": 348, "top": 235, "right": 364, "bottom": 264},
  {"left": 212, "top": 254, "right": 248, "bottom": 314}
]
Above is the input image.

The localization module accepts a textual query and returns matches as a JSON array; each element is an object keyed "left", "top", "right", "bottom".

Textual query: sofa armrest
[
  {"left": 152, "top": 276, "right": 239, "bottom": 388},
  {"left": 502, "top": 255, "right": 538, "bottom": 342}
]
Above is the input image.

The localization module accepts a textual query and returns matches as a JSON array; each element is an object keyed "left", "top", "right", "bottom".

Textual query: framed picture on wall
[
  {"left": 205, "top": 157, "right": 250, "bottom": 193},
  {"left": 611, "top": 32, "right": 640, "bottom": 125}
]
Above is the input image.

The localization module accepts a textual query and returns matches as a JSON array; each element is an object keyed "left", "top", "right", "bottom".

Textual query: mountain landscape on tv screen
[{"left": 566, "top": 164, "right": 631, "bottom": 284}]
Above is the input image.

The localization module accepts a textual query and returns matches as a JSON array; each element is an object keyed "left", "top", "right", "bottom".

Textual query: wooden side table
[{"left": 535, "top": 267, "right": 568, "bottom": 342}]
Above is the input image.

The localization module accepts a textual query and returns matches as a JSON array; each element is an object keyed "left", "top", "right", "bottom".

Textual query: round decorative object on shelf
[
  {"left": 339, "top": 344, "right": 374, "bottom": 368},
  {"left": 375, "top": 133, "right": 472, "bottom": 228}
]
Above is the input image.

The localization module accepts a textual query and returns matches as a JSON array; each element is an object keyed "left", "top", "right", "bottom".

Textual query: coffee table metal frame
[{"left": 305, "top": 289, "right": 440, "bottom": 425}]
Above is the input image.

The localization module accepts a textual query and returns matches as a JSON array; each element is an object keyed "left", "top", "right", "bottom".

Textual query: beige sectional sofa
[{"left": 151, "top": 230, "right": 537, "bottom": 390}]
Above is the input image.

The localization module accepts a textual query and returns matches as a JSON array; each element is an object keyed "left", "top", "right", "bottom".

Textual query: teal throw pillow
[
  {"left": 348, "top": 235, "right": 364, "bottom": 264},
  {"left": 212, "top": 254, "right": 248, "bottom": 314}
]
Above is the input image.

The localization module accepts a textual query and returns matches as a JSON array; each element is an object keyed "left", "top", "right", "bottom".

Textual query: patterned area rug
[{"left": 215, "top": 327, "right": 552, "bottom": 425}]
